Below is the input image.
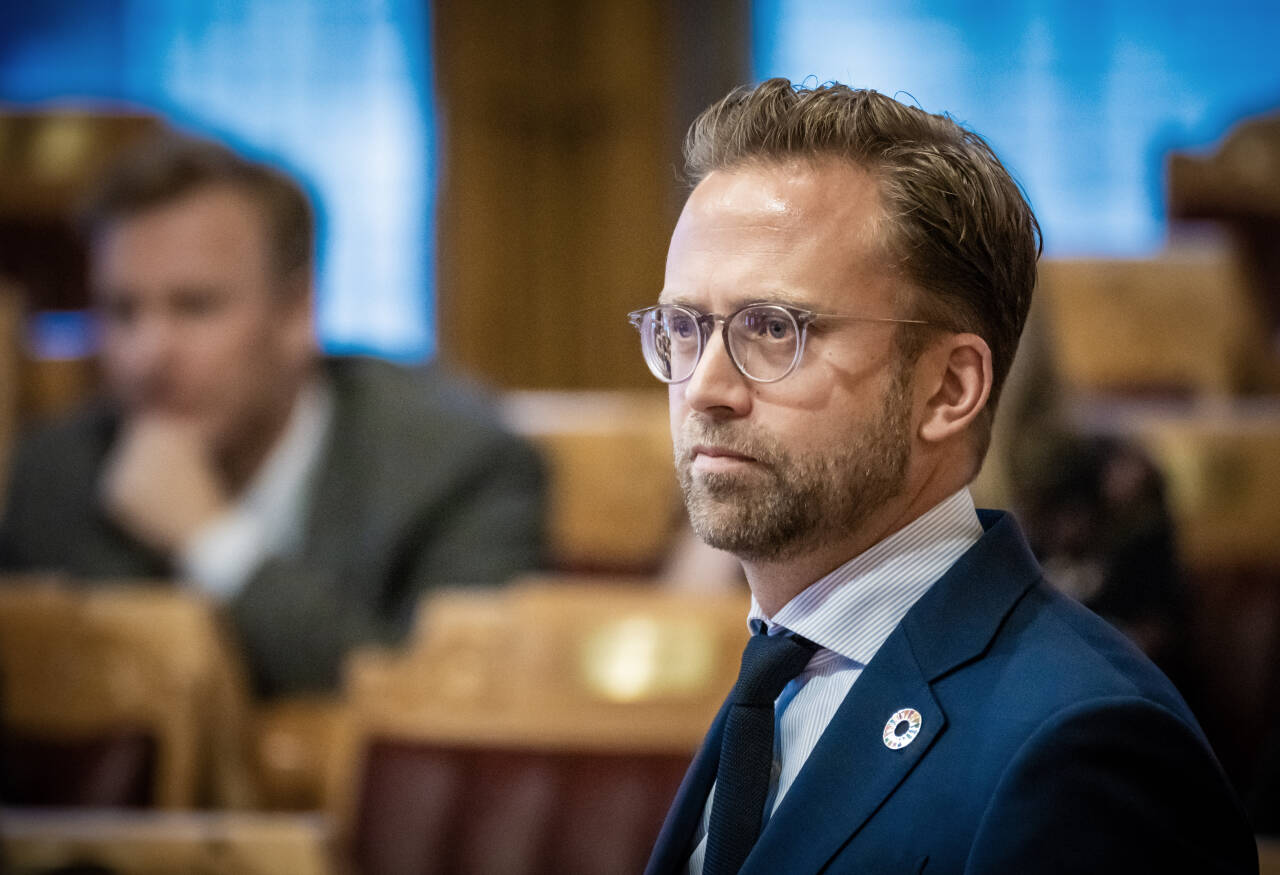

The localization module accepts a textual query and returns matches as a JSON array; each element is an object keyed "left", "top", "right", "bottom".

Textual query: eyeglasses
[{"left": 627, "top": 302, "right": 930, "bottom": 384}]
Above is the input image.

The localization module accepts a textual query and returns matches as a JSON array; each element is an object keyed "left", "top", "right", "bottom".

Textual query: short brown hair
[
  {"left": 82, "top": 131, "right": 314, "bottom": 282},
  {"left": 685, "top": 78, "right": 1042, "bottom": 461}
]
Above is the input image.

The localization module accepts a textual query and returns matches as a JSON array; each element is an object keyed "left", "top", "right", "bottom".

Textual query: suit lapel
[
  {"left": 743, "top": 511, "right": 1043, "bottom": 875},
  {"left": 743, "top": 629, "right": 943, "bottom": 874},
  {"left": 645, "top": 701, "right": 730, "bottom": 875}
]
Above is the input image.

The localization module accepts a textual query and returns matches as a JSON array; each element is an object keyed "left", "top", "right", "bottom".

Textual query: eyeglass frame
[{"left": 627, "top": 301, "right": 933, "bottom": 384}]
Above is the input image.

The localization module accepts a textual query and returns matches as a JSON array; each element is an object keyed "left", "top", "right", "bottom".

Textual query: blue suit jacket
[{"left": 646, "top": 511, "right": 1257, "bottom": 874}]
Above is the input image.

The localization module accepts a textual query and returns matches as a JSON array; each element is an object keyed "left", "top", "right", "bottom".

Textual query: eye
[
  {"left": 668, "top": 312, "right": 697, "bottom": 339},
  {"left": 764, "top": 316, "right": 791, "bottom": 339},
  {"left": 743, "top": 310, "right": 794, "bottom": 341},
  {"left": 172, "top": 287, "right": 225, "bottom": 318},
  {"left": 100, "top": 294, "right": 138, "bottom": 327}
]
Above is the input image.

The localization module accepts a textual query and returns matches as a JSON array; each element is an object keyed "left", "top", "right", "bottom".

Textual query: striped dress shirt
[{"left": 685, "top": 487, "right": 984, "bottom": 874}]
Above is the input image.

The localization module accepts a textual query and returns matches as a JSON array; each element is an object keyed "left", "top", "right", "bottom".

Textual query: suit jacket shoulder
[
  {"left": 311, "top": 356, "right": 545, "bottom": 545},
  {"left": 649, "top": 511, "right": 1257, "bottom": 875}
]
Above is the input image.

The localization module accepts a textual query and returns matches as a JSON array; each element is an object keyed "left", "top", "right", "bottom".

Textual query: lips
[
  {"left": 678, "top": 419, "right": 777, "bottom": 474},
  {"left": 687, "top": 443, "right": 766, "bottom": 477},
  {"left": 692, "top": 444, "right": 757, "bottom": 463}
]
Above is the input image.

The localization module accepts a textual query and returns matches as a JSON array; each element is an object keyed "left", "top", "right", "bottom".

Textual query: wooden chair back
[
  {"left": 1, "top": 809, "right": 334, "bottom": 875},
  {"left": 1257, "top": 837, "right": 1280, "bottom": 875},
  {"left": 1116, "top": 410, "right": 1280, "bottom": 570},
  {"left": 330, "top": 578, "right": 749, "bottom": 875},
  {"left": 0, "top": 579, "right": 256, "bottom": 808},
  {"left": 501, "top": 390, "right": 679, "bottom": 573},
  {"left": 1038, "top": 256, "right": 1278, "bottom": 399}
]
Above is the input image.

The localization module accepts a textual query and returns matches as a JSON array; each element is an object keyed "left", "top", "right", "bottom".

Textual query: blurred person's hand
[{"left": 100, "top": 415, "right": 230, "bottom": 552}]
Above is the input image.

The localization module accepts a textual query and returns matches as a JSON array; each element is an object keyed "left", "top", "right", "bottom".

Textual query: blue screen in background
[
  {"left": 754, "top": 0, "right": 1280, "bottom": 255},
  {"left": 0, "top": 0, "right": 434, "bottom": 362}
]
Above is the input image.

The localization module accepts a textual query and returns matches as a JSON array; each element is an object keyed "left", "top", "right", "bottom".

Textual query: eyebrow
[{"left": 657, "top": 288, "right": 821, "bottom": 311}]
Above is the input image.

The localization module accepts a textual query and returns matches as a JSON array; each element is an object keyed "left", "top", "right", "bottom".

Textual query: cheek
[
  {"left": 99, "top": 333, "right": 134, "bottom": 376},
  {"left": 100, "top": 346, "right": 140, "bottom": 401},
  {"left": 668, "top": 384, "right": 687, "bottom": 435},
  {"left": 204, "top": 309, "right": 275, "bottom": 367},
  {"left": 168, "top": 317, "right": 270, "bottom": 415}
]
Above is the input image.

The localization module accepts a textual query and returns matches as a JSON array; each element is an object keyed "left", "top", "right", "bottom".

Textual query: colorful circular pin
[{"left": 882, "top": 708, "right": 923, "bottom": 750}]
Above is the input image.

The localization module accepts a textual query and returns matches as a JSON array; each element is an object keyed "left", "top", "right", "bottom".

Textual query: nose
[
  {"left": 107, "top": 311, "right": 177, "bottom": 398},
  {"left": 135, "top": 311, "right": 179, "bottom": 370},
  {"left": 681, "top": 326, "right": 752, "bottom": 419}
]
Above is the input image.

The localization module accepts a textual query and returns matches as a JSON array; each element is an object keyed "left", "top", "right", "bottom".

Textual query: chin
[
  {"left": 686, "top": 499, "right": 805, "bottom": 563},
  {"left": 692, "top": 524, "right": 808, "bottom": 564}
]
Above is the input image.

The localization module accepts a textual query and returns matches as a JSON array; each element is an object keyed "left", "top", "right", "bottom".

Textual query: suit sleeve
[
  {"left": 0, "top": 423, "right": 86, "bottom": 570},
  {"left": 965, "top": 696, "right": 1258, "bottom": 874},
  {"left": 0, "top": 435, "right": 39, "bottom": 568},
  {"left": 222, "top": 428, "right": 547, "bottom": 697},
  {"left": 395, "top": 428, "right": 547, "bottom": 587}
]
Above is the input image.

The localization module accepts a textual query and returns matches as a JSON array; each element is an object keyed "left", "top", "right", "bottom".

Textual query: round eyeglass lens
[
  {"left": 728, "top": 305, "right": 802, "bottom": 382},
  {"left": 641, "top": 306, "right": 702, "bottom": 383}
]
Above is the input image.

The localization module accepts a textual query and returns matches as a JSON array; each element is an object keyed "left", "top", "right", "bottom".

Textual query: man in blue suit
[{"left": 635, "top": 79, "right": 1256, "bottom": 873}]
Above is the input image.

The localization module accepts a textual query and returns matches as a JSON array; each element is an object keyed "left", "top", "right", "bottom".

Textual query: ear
[
  {"left": 276, "top": 269, "right": 318, "bottom": 359},
  {"left": 917, "top": 332, "right": 992, "bottom": 445}
]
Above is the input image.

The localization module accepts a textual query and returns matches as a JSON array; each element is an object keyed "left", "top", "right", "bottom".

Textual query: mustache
[{"left": 675, "top": 418, "right": 784, "bottom": 467}]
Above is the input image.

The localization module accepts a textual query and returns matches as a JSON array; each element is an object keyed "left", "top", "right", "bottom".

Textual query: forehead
[
  {"left": 92, "top": 185, "right": 272, "bottom": 281},
  {"left": 662, "top": 160, "right": 900, "bottom": 312}
]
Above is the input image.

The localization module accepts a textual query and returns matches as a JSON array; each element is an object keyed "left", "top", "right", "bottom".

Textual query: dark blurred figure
[
  {"left": 1013, "top": 432, "right": 1188, "bottom": 681},
  {"left": 0, "top": 132, "right": 546, "bottom": 698},
  {"left": 1171, "top": 106, "right": 1280, "bottom": 834}
]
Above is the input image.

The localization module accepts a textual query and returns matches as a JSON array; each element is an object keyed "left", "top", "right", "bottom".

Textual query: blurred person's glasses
[{"left": 627, "top": 303, "right": 931, "bottom": 384}]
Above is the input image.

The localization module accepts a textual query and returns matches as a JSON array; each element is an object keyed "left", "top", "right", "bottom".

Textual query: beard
[{"left": 674, "top": 363, "right": 913, "bottom": 563}]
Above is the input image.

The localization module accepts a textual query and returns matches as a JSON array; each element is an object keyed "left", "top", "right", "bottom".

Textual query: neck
[
  {"left": 741, "top": 463, "right": 969, "bottom": 618},
  {"left": 217, "top": 375, "right": 312, "bottom": 496}
]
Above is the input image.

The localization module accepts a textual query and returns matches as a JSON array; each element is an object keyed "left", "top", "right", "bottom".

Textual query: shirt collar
[
  {"left": 240, "top": 373, "right": 334, "bottom": 524},
  {"left": 748, "top": 487, "right": 983, "bottom": 666}
]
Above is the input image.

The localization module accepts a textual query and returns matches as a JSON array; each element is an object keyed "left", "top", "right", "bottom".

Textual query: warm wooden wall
[{"left": 431, "top": 0, "right": 749, "bottom": 389}]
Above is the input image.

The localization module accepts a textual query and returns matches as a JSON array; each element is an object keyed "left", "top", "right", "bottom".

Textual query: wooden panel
[
  {"left": 1, "top": 809, "right": 333, "bottom": 875},
  {"left": 0, "top": 112, "right": 161, "bottom": 313},
  {"left": 0, "top": 112, "right": 160, "bottom": 220},
  {"left": 1038, "top": 256, "right": 1278, "bottom": 398},
  {"left": 432, "top": 0, "right": 750, "bottom": 389}
]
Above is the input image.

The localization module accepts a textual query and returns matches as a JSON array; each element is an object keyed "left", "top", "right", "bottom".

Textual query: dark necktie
[{"left": 704, "top": 628, "right": 818, "bottom": 875}]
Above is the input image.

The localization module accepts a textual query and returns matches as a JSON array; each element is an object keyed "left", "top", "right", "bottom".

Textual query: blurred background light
[
  {"left": 754, "top": 0, "right": 1280, "bottom": 256},
  {"left": 6, "top": 3, "right": 1279, "bottom": 353},
  {"left": 0, "top": 0, "right": 434, "bottom": 361}
]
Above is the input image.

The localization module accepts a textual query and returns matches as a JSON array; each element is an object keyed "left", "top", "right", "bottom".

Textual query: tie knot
[{"left": 729, "top": 631, "right": 818, "bottom": 707}]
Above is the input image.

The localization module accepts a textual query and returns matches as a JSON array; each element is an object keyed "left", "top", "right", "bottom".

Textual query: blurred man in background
[
  {"left": 0, "top": 133, "right": 546, "bottom": 698},
  {"left": 639, "top": 79, "right": 1254, "bottom": 874}
]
